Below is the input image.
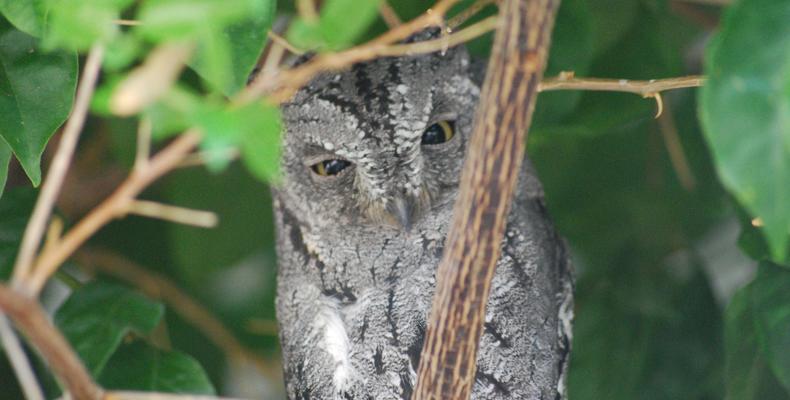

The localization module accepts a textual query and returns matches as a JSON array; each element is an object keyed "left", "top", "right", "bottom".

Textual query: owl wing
[
  {"left": 472, "top": 159, "right": 575, "bottom": 400},
  {"left": 274, "top": 197, "right": 357, "bottom": 400}
]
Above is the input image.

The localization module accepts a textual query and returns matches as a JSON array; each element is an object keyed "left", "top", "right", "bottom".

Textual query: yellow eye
[
  {"left": 421, "top": 120, "right": 455, "bottom": 145},
  {"left": 311, "top": 159, "right": 351, "bottom": 176}
]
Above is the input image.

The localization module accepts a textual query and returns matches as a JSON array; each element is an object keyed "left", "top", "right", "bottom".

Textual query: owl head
[{"left": 277, "top": 40, "right": 480, "bottom": 234}]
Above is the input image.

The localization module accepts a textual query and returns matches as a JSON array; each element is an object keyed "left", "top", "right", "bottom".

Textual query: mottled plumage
[{"left": 274, "top": 40, "right": 573, "bottom": 400}]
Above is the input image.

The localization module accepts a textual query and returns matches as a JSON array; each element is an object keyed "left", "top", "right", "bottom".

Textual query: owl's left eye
[
  {"left": 421, "top": 120, "right": 455, "bottom": 145},
  {"left": 310, "top": 159, "right": 351, "bottom": 176}
]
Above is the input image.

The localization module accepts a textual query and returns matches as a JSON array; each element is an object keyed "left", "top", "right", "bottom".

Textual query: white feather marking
[{"left": 314, "top": 303, "right": 352, "bottom": 392}]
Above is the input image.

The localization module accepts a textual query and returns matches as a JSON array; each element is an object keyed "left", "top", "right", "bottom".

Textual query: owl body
[{"left": 274, "top": 42, "right": 573, "bottom": 400}]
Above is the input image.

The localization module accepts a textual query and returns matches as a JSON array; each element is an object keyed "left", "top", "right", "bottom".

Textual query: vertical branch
[
  {"left": 412, "top": 0, "right": 560, "bottom": 399},
  {"left": 12, "top": 44, "right": 106, "bottom": 287},
  {"left": 0, "top": 316, "right": 44, "bottom": 400}
]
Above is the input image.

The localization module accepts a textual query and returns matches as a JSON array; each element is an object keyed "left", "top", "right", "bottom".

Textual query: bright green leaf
[
  {"left": 700, "top": 0, "right": 790, "bottom": 261},
  {"left": 288, "top": 0, "right": 382, "bottom": 51},
  {"left": 0, "top": 20, "right": 76, "bottom": 186},
  {"left": 190, "top": 0, "right": 275, "bottom": 95},
  {"left": 55, "top": 281, "right": 164, "bottom": 376},
  {"left": 0, "top": 187, "right": 36, "bottom": 280},
  {"left": 43, "top": 0, "right": 134, "bottom": 50},
  {"left": 99, "top": 340, "right": 215, "bottom": 395},
  {"left": 0, "top": 139, "right": 10, "bottom": 197},
  {"left": 137, "top": 0, "right": 266, "bottom": 41},
  {"left": 239, "top": 102, "right": 281, "bottom": 183},
  {"left": 751, "top": 262, "right": 790, "bottom": 393},
  {"left": 724, "top": 283, "right": 790, "bottom": 399},
  {"left": 0, "top": 0, "right": 47, "bottom": 37}
]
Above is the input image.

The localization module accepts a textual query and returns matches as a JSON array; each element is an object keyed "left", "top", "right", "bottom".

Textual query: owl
[{"left": 273, "top": 38, "right": 574, "bottom": 400}]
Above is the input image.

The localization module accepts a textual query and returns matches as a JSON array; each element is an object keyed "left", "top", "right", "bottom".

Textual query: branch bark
[
  {"left": 0, "top": 284, "right": 103, "bottom": 400},
  {"left": 412, "top": 0, "right": 560, "bottom": 399}
]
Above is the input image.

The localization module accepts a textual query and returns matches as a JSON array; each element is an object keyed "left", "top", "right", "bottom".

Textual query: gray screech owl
[{"left": 274, "top": 39, "right": 574, "bottom": 400}]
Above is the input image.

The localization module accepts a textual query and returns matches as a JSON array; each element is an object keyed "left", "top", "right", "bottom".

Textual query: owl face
[{"left": 278, "top": 47, "right": 479, "bottom": 233}]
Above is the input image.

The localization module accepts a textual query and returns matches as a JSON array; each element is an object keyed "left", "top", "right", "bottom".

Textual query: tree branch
[
  {"left": 25, "top": 131, "right": 202, "bottom": 295},
  {"left": 0, "top": 316, "right": 44, "bottom": 400},
  {"left": 0, "top": 284, "right": 103, "bottom": 400},
  {"left": 12, "top": 44, "right": 105, "bottom": 287},
  {"left": 413, "top": 0, "right": 560, "bottom": 398},
  {"left": 539, "top": 74, "right": 705, "bottom": 95}
]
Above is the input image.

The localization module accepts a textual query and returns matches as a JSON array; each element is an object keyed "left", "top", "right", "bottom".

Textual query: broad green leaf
[
  {"left": 0, "top": 0, "right": 46, "bottom": 37},
  {"left": 288, "top": 0, "right": 382, "bottom": 51},
  {"left": 724, "top": 283, "right": 790, "bottom": 399},
  {"left": 0, "top": 20, "right": 77, "bottom": 186},
  {"left": 55, "top": 281, "right": 164, "bottom": 376},
  {"left": 99, "top": 340, "right": 215, "bottom": 395},
  {"left": 43, "top": 0, "right": 134, "bottom": 50},
  {"left": 190, "top": 0, "right": 275, "bottom": 95},
  {"left": 700, "top": 0, "right": 790, "bottom": 261},
  {"left": 0, "top": 187, "right": 36, "bottom": 280},
  {"left": 137, "top": 0, "right": 264, "bottom": 41},
  {"left": 751, "top": 262, "right": 790, "bottom": 392},
  {"left": 239, "top": 102, "right": 281, "bottom": 183},
  {"left": 0, "top": 139, "right": 10, "bottom": 197}
]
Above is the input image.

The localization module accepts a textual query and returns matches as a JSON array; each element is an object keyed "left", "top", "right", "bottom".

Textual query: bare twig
[
  {"left": 26, "top": 131, "right": 202, "bottom": 295},
  {"left": 177, "top": 148, "right": 241, "bottom": 169},
  {"left": 539, "top": 73, "right": 705, "bottom": 95},
  {"left": 250, "top": 13, "right": 496, "bottom": 103},
  {"left": 296, "top": 0, "right": 319, "bottom": 22},
  {"left": 0, "top": 316, "right": 45, "bottom": 400},
  {"left": 74, "top": 249, "right": 279, "bottom": 380},
  {"left": 241, "top": 0, "right": 460, "bottom": 103},
  {"left": 413, "top": 0, "right": 560, "bottom": 398},
  {"left": 113, "top": 19, "right": 141, "bottom": 26},
  {"left": 110, "top": 42, "right": 194, "bottom": 117},
  {"left": 267, "top": 31, "right": 304, "bottom": 55},
  {"left": 448, "top": 0, "right": 498, "bottom": 29},
  {"left": 134, "top": 118, "right": 152, "bottom": 172},
  {"left": 12, "top": 44, "right": 105, "bottom": 288},
  {"left": 0, "top": 284, "right": 103, "bottom": 400},
  {"left": 379, "top": 1, "right": 402, "bottom": 28},
  {"left": 126, "top": 200, "right": 218, "bottom": 228},
  {"left": 657, "top": 99, "right": 696, "bottom": 190}
]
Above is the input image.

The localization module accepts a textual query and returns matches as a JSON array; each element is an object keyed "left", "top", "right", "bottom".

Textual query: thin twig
[
  {"left": 74, "top": 248, "right": 279, "bottom": 380},
  {"left": 448, "top": 0, "right": 498, "bottom": 29},
  {"left": 26, "top": 131, "right": 203, "bottom": 295},
  {"left": 0, "top": 316, "right": 45, "bottom": 400},
  {"left": 126, "top": 200, "right": 219, "bottom": 228},
  {"left": 657, "top": 99, "right": 696, "bottom": 190},
  {"left": 252, "top": 13, "right": 496, "bottom": 103},
  {"left": 267, "top": 31, "right": 304, "bottom": 55},
  {"left": 539, "top": 74, "right": 705, "bottom": 95},
  {"left": 12, "top": 44, "right": 105, "bottom": 289},
  {"left": 240, "top": 0, "right": 460, "bottom": 103},
  {"left": 379, "top": 1, "right": 402, "bottom": 28},
  {"left": 0, "top": 284, "right": 103, "bottom": 400},
  {"left": 134, "top": 118, "right": 152, "bottom": 172},
  {"left": 113, "top": 19, "right": 141, "bottom": 26},
  {"left": 296, "top": 0, "right": 319, "bottom": 22}
]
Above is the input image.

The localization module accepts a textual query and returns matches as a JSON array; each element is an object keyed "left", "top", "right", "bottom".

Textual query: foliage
[{"left": 0, "top": 0, "right": 788, "bottom": 398}]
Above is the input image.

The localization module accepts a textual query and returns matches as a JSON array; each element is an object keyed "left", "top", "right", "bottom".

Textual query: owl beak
[{"left": 387, "top": 197, "right": 413, "bottom": 231}]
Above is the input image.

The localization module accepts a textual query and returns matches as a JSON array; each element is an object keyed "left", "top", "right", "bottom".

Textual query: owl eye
[
  {"left": 421, "top": 120, "right": 455, "bottom": 145},
  {"left": 310, "top": 159, "right": 351, "bottom": 176}
]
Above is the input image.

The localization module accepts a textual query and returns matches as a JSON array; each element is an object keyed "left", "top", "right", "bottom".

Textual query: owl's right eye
[{"left": 310, "top": 159, "right": 351, "bottom": 176}]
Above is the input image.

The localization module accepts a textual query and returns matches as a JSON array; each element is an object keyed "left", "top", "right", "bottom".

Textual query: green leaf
[
  {"left": 43, "top": 0, "right": 134, "bottom": 51},
  {"left": 700, "top": 0, "right": 790, "bottom": 262},
  {"left": 0, "top": 20, "right": 77, "bottom": 186},
  {"left": 99, "top": 340, "right": 215, "bottom": 395},
  {"left": 724, "top": 283, "right": 790, "bottom": 399},
  {"left": 239, "top": 102, "right": 281, "bottom": 182},
  {"left": 0, "top": 0, "right": 47, "bottom": 37},
  {"left": 137, "top": 0, "right": 264, "bottom": 41},
  {"left": 288, "top": 0, "right": 382, "bottom": 51},
  {"left": 55, "top": 281, "right": 164, "bottom": 376},
  {"left": 0, "top": 187, "right": 36, "bottom": 280},
  {"left": 189, "top": 0, "right": 275, "bottom": 95},
  {"left": 0, "top": 139, "right": 10, "bottom": 197},
  {"left": 751, "top": 262, "right": 790, "bottom": 393}
]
